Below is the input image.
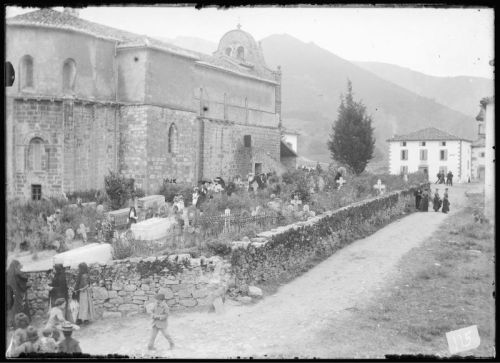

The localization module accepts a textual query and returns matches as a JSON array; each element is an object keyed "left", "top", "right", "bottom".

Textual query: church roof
[
  {"left": 387, "top": 127, "right": 471, "bottom": 142},
  {"left": 7, "top": 8, "right": 277, "bottom": 82}
]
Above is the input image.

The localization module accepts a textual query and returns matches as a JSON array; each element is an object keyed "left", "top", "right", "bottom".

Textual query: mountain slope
[
  {"left": 260, "top": 34, "right": 476, "bottom": 163},
  {"left": 354, "top": 61, "right": 493, "bottom": 118}
]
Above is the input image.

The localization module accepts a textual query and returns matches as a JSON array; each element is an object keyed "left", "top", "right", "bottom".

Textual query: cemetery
[{"left": 8, "top": 166, "right": 428, "bottom": 322}]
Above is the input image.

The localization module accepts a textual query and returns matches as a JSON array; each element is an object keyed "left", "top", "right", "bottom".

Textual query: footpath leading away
[{"left": 77, "top": 183, "right": 476, "bottom": 359}]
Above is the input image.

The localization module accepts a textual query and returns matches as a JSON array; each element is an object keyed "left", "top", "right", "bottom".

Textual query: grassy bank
[{"left": 316, "top": 193, "right": 495, "bottom": 358}]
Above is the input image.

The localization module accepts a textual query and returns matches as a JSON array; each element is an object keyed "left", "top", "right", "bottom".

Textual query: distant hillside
[
  {"left": 260, "top": 34, "right": 476, "bottom": 163},
  {"left": 354, "top": 61, "right": 493, "bottom": 118}
]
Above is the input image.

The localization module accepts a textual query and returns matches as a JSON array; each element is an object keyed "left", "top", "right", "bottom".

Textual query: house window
[
  {"left": 401, "top": 149, "right": 408, "bottom": 160},
  {"left": 20, "top": 55, "right": 34, "bottom": 89},
  {"left": 244, "top": 135, "right": 252, "bottom": 147},
  {"left": 420, "top": 141, "right": 426, "bottom": 146},
  {"left": 400, "top": 141, "right": 406, "bottom": 147},
  {"left": 440, "top": 149, "right": 447, "bottom": 161},
  {"left": 168, "top": 124, "right": 178, "bottom": 154},
  {"left": 441, "top": 141, "right": 447, "bottom": 146},
  {"left": 420, "top": 149, "right": 428, "bottom": 161},
  {"left": 480, "top": 152, "right": 485, "bottom": 157},
  {"left": 400, "top": 165, "right": 408, "bottom": 175},
  {"left": 31, "top": 184, "right": 42, "bottom": 201},
  {"left": 236, "top": 46, "right": 245, "bottom": 60},
  {"left": 28, "top": 137, "right": 44, "bottom": 171},
  {"left": 62, "top": 58, "right": 77, "bottom": 92}
]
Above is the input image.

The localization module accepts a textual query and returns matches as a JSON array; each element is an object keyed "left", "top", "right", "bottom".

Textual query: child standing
[
  {"left": 57, "top": 322, "right": 82, "bottom": 354},
  {"left": 148, "top": 293, "right": 175, "bottom": 351}
]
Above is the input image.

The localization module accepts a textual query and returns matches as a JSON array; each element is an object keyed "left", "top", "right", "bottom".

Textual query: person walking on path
[
  {"left": 7, "top": 259, "right": 30, "bottom": 327},
  {"left": 446, "top": 171, "right": 454, "bottom": 186},
  {"left": 414, "top": 188, "right": 422, "bottom": 210},
  {"left": 74, "top": 262, "right": 96, "bottom": 325},
  {"left": 148, "top": 293, "right": 175, "bottom": 351},
  {"left": 433, "top": 189, "right": 442, "bottom": 212},
  {"left": 442, "top": 188, "right": 450, "bottom": 213},
  {"left": 48, "top": 264, "right": 72, "bottom": 322},
  {"left": 420, "top": 189, "right": 430, "bottom": 212},
  {"left": 435, "top": 172, "right": 441, "bottom": 184}
]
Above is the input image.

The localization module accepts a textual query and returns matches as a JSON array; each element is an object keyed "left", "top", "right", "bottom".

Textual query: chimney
[{"left": 63, "top": 8, "right": 80, "bottom": 17}]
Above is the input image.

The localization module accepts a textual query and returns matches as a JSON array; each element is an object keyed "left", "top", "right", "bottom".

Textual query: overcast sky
[{"left": 6, "top": 5, "right": 494, "bottom": 79}]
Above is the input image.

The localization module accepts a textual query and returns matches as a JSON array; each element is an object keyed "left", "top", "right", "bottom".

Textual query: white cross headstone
[
  {"left": 77, "top": 223, "right": 89, "bottom": 243},
  {"left": 373, "top": 179, "right": 386, "bottom": 195},
  {"left": 336, "top": 177, "right": 346, "bottom": 190},
  {"left": 403, "top": 174, "right": 409, "bottom": 182}
]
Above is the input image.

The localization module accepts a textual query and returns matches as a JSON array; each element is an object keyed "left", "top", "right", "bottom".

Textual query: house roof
[
  {"left": 7, "top": 8, "right": 277, "bottom": 82},
  {"left": 281, "top": 127, "right": 300, "bottom": 135},
  {"left": 386, "top": 127, "right": 471, "bottom": 142}
]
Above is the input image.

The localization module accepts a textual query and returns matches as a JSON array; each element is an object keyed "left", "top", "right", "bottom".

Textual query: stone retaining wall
[
  {"left": 230, "top": 187, "right": 420, "bottom": 289},
  {"left": 27, "top": 254, "right": 231, "bottom": 321}
]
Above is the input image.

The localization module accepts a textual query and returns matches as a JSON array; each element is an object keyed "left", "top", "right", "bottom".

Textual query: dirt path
[{"left": 76, "top": 184, "right": 477, "bottom": 358}]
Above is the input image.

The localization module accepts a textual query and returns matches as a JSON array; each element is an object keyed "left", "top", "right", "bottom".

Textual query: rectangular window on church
[
  {"left": 440, "top": 149, "right": 447, "bottom": 161},
  {"left": 420, "top": 149, "right": 427, "bottom": 161},
  {"left": 244, "top": 135, "right": 252, "bottom": 147},
  {"left": 401, "top": 149, "right": 408, "bottom": 160},
  {"left": 31, "top": 184, "right": 42, "bottom": 201}
]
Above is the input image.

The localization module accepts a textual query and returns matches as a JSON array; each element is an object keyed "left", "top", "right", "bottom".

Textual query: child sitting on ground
[
  {"left": 57, "top": 322, "right": 82, "bottom": 354},
  {"left": 40, "top": 327, "right": 58, "bottom": 353},
  {"left": 13, "top": 326, "right": 42, "bottom": 357}
]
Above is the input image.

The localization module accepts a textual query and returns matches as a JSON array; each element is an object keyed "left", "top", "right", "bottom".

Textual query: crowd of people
[
  {"left": 435, "top": 170, "right": 454, "bottom": 186},
  {"left": 6, "top": 260, "right": 96, "bottom": 357},
  {"left": 414, "top": 186, "right": 450, "bottom": 214}
]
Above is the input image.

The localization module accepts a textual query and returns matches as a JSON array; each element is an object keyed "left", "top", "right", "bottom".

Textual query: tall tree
[{"left": 327, "top": 80, "right": 375, "bottom": 174}]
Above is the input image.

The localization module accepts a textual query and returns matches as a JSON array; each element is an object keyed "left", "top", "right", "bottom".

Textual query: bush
[
  {"left": 205, "top": 240, "right": 232, "bottom": 257},
  {"left": 158, "top": 182, "right": 193, "bottom": 205},
  {"left": 105, "top": 171, "right": 136, "bottom": 210}
]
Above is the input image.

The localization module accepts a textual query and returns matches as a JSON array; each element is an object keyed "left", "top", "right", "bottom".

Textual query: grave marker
[{"left": 373, "top": 179, "right": 386, "bottom": 195}]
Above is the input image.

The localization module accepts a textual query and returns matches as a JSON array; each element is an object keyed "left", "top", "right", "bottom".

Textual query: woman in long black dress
[
  {"left": 48, "top": 263, "right": 72, "bottom": 322},
  {"left": 7, "top": 260, "right": 30, "bottom": 327},
  {"left": 433, "top": 190, "right": 442, "bottom": 212},
  {"left": 414, "top": 188, "right": 422, "bottom": 210},
  {"left": 420, "top": 190, "right": 429, "bottom": 212},
  {"left": 442, "top": 194, "right": 450, "bottom": 214}
]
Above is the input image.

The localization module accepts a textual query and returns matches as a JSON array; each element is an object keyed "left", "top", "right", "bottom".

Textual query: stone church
[{"left": 6, "top": 8, "right": 296, "bottom": 199}]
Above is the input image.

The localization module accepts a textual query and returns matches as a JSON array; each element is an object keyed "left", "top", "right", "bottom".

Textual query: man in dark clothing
[
  {"left": 446, "top": 171, "right": 453, "bottom": 186},
  {"left": 414, "top": 188, "right": 422, "bottom": 210},
  {"left": 435, "top": 172, "right": 441, "bottom": 184}
]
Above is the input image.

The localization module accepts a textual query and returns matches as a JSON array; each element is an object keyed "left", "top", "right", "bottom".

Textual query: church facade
[{"left": 6, "top": 9, "right": 287, "bottom": 199}]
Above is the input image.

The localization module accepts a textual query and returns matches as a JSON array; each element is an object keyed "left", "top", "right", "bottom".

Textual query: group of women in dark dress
[
  {"left": 7, "top": 260, "right": 95, "bottom": 331},
  {"left": 414, "top": 187, "right": 450, "bottom": 213}
]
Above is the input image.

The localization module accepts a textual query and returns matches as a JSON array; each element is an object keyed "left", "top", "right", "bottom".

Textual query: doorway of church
[{"left": 254, "top": 163, "right": 262, "bottom": 175}]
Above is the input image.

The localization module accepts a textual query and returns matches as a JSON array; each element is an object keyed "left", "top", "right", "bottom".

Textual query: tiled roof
[
  {"left": 387, "top": 127, "right": 471, "bottom": 142},
  {"left": 7, "top": 8, "right": 277, "bottom": 82},
  {"left": 7, "top": 8, "right": 140, "bottom": 41}
]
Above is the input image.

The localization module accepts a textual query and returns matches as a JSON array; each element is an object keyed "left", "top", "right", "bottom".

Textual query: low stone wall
[
  {"left": 27, "top": 254, "right": 231, "bottom": 321},
  {"left": 230, "top": 187, "right": 420, "bottom": 289}
]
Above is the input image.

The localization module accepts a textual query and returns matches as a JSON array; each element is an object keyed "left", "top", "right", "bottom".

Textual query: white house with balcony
[{"left": 387, "top": 127, "right": 472, "bottom": 183}]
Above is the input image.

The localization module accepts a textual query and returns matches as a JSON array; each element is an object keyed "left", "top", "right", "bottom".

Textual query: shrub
[
  {"left": 206, "top": 240, "right": 232, "bottom": 257},
  {"left": 105, "top": 171, "right": 136, "bottom": 210},
  {"left": 158, "top": 182, "right": 193, "bottom": 204}
]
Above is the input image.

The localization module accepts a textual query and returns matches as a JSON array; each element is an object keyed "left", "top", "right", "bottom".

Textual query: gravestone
[
  {"left": 131, "top": 217, "right": 177, "bottom": 241},
  {"left": 291, "top": 195, "right": 302, "bottom": 211},
  {"left": 65, "top": 228, "right": 75, "bottom": 242},
  {"left": 317, "top": 176, "right": 325, "bottom": 192},
  {"left": 336, "top": 177, "right": 346, "bottom": 190},
  {"left": 303, "top": 204, "right": 310, "bottom": 213},
  {"left": 96, "top": 204, "right": 104, "bottom": 214},
  {"left": 137, "top": 195, "right": 165, "bottom": 211},
  {"left": 373, "top": 179, "right": 386, "bottom": 195},
  {"left": 76, "top": 223, "right": 89, "bottom": 243}
]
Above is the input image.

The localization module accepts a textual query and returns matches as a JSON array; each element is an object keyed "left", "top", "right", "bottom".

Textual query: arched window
[
  {"left": 168, "top": 124, "right": 178, "bottom": 154},
  {"left": 62, "top": 58, "right": 77, "bottom": 92},
  {"left": 236, "top": 46, "right": 245, "bottom": 60},
  {"left": 28, "top": 137, "right": 44, "bottom": 171},
  {"left": 20, "top": 55, "right": 34, "bottom": 89},
  {"left": 225, "top": 47, "right": 232, "bottom": 56}
]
